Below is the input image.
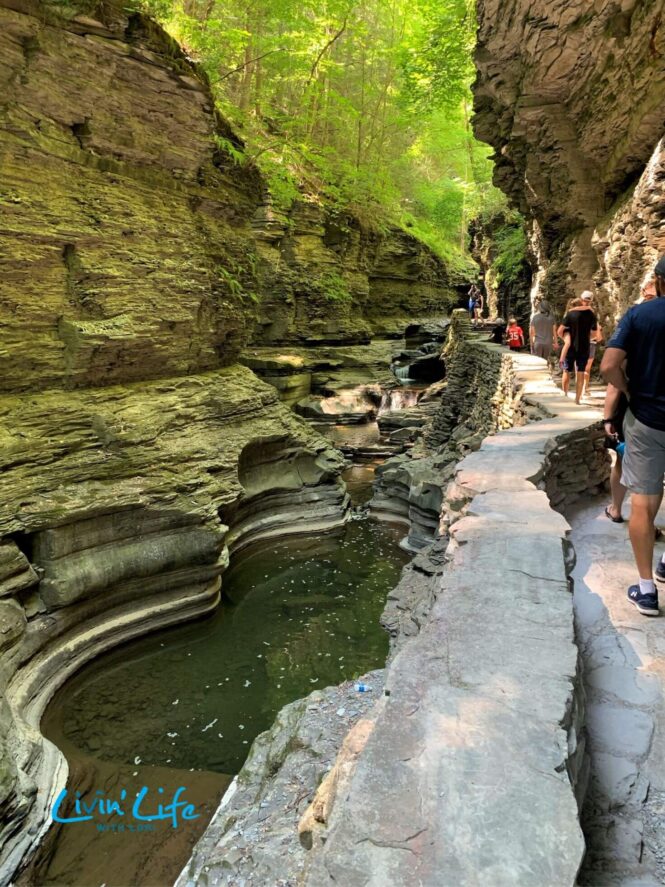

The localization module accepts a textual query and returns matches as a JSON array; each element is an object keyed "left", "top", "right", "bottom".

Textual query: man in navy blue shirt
[{"left": 601, "top": 255, "right": 665, "bottom": 616}]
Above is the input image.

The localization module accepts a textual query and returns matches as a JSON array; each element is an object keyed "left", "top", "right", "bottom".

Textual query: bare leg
[
  {"left": 562, "top": 370, "right": 570, "bottom": 396},
  {"left": 629, "top": 492, "right": 664, "bottom": 580},
  {"left": 575, "top": 369, "right": 585, "bottom": 404},
  {"left": 583, "top": 355, "right": 593, "bottom": 396},
  {"left": 607, "top": 455, "right": 626, "bottom": 520}
]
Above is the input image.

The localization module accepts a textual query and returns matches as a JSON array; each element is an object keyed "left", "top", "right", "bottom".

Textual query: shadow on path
[{"left": 569, "top": 495, "right": 665, "bottom": 885}]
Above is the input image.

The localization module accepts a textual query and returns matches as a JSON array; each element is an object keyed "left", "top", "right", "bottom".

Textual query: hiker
[
  {"left": 529, "top": 299, "right": 557, "bottom": 359},
  {"left": 474, "top": 286, "right": 484, "bottom": 323},
  {"left": 603, "top": 276, "right": 661, "bottom": 523},
  {"left": 557, "top": 297, "right": 581, "bottom": 375},
  {"left": 557, "top": 290, "right": 598, "bottom": 404},
  {"left": 506, "top": 316, "right": 525, "bottom": 351},
  {"left": 558, "top": 295, "right": 594, "bottom": 357},
  {"left": 467, "top": 284, "right": 479, "bottom": 321},
  {"left": 600, "top": 255, "right": 665, "bottom": 617},
  {"left": 581, "top": 291, "right": 604, "bottom": 397}
]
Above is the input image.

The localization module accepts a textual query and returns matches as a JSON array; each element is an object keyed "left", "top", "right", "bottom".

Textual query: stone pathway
[{"left": 569, "top": 494, "right": 665, "bottom": 885}]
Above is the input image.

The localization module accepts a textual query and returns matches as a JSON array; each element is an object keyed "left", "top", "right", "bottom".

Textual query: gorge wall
[
  {"left": 0, "top": 0, "right": 455, "bottom": 879},
  {"left": 253, "top": 202, "right": 457, "bottom": 345},
  {"left": 473, "top": 0, "right": 665, "bottom": 325}
]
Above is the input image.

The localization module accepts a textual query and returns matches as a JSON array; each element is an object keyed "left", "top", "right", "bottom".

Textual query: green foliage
[
  {"left": 255, "top": 150, "right": 302, "bottom": 211},
  {"left": 134, "top": 0, "right": 497, "bottom": 264},
  {"left": 477, "top": 206, "right": 529, "bottom": 288},
  {"left": 218, "top": 255, "right": 261, "bottom": 304},
  {"left": 493, "top": 224, "right": 528, "bottom": 287},
  {"left": 320, "top": 270, "right": 352, "bottom": 303},
  {"left": 401, "top": 0, "right": 476, "bottom": 112},
  {"left": 213, "top": 134, "right": 246, "bottom": 165}
]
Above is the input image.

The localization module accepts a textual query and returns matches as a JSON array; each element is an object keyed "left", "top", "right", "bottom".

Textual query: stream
[{"left": 27, "top": 461, "right": 409, "bottom": 887}]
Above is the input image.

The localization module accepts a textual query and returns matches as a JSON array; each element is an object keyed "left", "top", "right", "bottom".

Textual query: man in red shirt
[{"left": 506, "top": 316, "right": 525, "bottom": 350}]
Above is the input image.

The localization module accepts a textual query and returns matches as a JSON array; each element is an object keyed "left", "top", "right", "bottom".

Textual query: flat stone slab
[{"left": 586, "top": 665, "right": 660, "bottom": 707}]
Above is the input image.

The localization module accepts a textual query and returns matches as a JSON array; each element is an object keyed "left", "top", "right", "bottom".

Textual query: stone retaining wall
[
  {"left": 300, "top": 352, "right": 610, "bottom": 886},
  {"left": 371, "top": 311, "right": 530, "bottom": 551},
  {"left": 545, "top": 427, "right": 610, "bottom": 512},
  {"left": 427, "top": 310, "right": 525, "bottom": 449}
]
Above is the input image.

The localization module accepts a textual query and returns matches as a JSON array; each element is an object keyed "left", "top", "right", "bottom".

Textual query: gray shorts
[
  {"left": 532, "top": 342, "right": 550, "bottom": 359},
  {"left": 621, "top": 409, "right": 665, "bottom": 495}
]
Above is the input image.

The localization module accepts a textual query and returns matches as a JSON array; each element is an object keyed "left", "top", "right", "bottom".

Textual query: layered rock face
[
  {"left": 593, "top": 138, "right": 665, "bottom": 323},
  {"left": 1, "top": 0, "right": 264, "bottom": 392},
  {"left": 473, "top": 0, "right": 665, "bottom": 319},
  {"left": 0, "top": 1, "right": 347, "bottom": 879},
  {"left": 1, "top": 0, "right": 454, "bottom": 389},
  {"left": 0, "top": 366, "right": 347, "bottom": 881},
  {"left": 252, "top": 201, "right": 458, "bottom": 346}
]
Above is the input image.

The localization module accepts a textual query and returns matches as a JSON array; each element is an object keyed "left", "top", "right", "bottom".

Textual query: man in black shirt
[
  {"left": 557, "top": 292, "right": 599, "bottom": 404},
  {"left": 601, "top": 255, "right": 665, "bottom": 616}
]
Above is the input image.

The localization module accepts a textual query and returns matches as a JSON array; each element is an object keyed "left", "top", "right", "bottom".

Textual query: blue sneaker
[
  {"left": 627, "top": 585, "right": 660, "bottom": 616},
  {"left": 656, "top": 561, "right": 665, "bottom": 583}
]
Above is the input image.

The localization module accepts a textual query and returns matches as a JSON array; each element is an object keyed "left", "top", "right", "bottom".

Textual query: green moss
[
  {"left": 319, "top": 270, "right": 352, "bottom": 304},
  {"left": 493, "top": 223, "right": 528, "bottom": 288}
]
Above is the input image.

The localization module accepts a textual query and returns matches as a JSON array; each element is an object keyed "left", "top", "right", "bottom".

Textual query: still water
[
  {"left": 43, "top": 517, "right": 409, "bottom": 775},
  {"left": 33, "top": 509, "right": 409, "bottom": 886}
]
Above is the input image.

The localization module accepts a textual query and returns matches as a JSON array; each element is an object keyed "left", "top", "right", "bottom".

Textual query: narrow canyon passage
[
  {"left": 3, "top": 0, "right": 665, "bottom": 882},
  {"left": 570, "top": 494, "right": 665, "bottom": 884}
]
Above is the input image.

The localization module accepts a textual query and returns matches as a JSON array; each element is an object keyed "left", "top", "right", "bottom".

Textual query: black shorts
[{"left": 562, "top": 348, "right": 589, "bottom": 372}]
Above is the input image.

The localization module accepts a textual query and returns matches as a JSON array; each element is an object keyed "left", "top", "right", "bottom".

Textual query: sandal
[{"left": 605, "top": 506, "right": 624, "bottom": 523}]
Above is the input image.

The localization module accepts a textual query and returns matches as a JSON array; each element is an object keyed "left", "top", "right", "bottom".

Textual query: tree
[{"left": 136, "top": 0, "right": 505, "bottom": 268}]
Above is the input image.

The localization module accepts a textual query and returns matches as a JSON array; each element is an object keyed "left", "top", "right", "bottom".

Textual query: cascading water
[
  {"left": 319, "top": 385, "right": 380, "bottom": 417},
  {"left": 378, "top": 387, "right": 423, "bottom": 414},
  {"left": 392, "top": 363, "right": 413, "bottom": 382}
]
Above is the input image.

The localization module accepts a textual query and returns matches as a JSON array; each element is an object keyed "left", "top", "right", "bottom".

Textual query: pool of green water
[{"left": 42, "top": 516, "right": 409, "bottom": 777}]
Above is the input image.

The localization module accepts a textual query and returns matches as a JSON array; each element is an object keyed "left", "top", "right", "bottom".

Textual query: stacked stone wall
[
  {"left": 372, "top": 310, "right": 528, "bottom": 551},
  {"left": 544, "top": 427, "right": 611, "bottom": 511}
]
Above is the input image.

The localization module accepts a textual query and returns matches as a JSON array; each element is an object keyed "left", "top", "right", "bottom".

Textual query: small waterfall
[
  {"left": 392, "top": 364, "right": 413, "bottom": 382},
  {"left": 378, "top": 387, "right": 423, "bottom": 414}
]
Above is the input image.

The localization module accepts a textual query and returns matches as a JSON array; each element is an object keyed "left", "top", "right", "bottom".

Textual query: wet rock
[
  {"left": 404, "top": 320, "right": 450, "bottom": 348},
  {"left": 0, "top": 601, "right": 26, "bottom": 656},
  {"left": 0, "top": 368, "right": 349, "bottom": 879}
]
